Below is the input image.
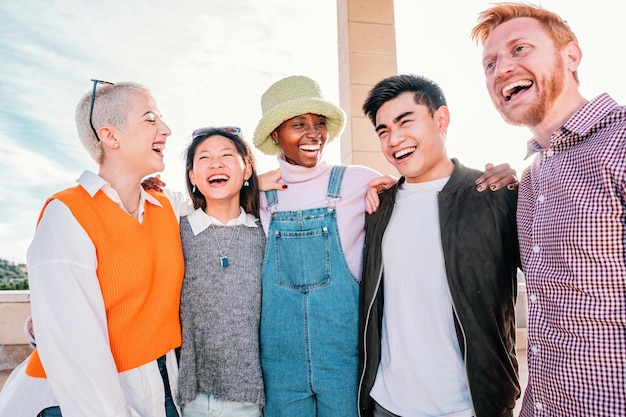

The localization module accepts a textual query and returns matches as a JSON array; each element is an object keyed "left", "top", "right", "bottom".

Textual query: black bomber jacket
[{"left": 358, "top": 159, "right": 521, "bottom": 417}]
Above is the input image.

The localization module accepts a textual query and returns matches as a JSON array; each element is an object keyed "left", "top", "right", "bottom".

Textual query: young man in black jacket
[{"left": 358, "top": 74, "right": 520, "bottom": 417}]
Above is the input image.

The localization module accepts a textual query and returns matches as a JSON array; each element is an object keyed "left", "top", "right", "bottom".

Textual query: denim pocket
[
  {"left": 274, "top": 226, "right": 331, "bottom": 291},
  {"left": 38, "top": 406, "right": 62, "bottom": 417}
]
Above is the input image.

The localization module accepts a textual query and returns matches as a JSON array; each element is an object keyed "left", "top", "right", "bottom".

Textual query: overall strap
[{"left": 326, "top": 165, "right": 346, "bottom": 199}]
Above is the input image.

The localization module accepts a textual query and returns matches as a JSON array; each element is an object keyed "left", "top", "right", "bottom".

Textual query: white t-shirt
[{"left": 370, "top": 178, "right": 473, "bottom": 417}]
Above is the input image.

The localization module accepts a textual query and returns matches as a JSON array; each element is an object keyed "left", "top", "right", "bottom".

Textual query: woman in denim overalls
[{"left": 252, "top": 76, "right": 382, "bottom": 417}]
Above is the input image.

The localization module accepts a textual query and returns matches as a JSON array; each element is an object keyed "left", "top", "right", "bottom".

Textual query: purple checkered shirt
[{"left": 518, "top": 94, "right": 626, "bottom": 417}]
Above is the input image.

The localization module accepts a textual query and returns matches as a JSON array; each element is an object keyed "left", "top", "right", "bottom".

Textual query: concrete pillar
[{"left": 336, "top": 0, "right": 398, "bottom": 176}]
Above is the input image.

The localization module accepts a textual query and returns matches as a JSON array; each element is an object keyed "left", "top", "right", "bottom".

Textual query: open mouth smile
[
  {"left": 300, "top": 144, "right": 321, "bottom": 154},
  {"left": 208, "top": 174, "right": 229, "bottom": 184},
  {"left": 394, "top": 147, "right": 416, "bottom": 160},
  {"left": 152, "top": 143, "right": 165, "bottom": 156},
  {"left": 502, "top": 80, "right": 533, "bottom": 101}
]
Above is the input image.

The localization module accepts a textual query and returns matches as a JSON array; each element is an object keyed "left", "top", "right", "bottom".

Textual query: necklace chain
[
  {"left": 210, "top": 220, "right": 240, "bottom": 267},
  {"left": 125, "top": 206, "right": 139, "bottom": 218},
  {"left": 125, "top": 196, "right": 141, "bottom": 217}
]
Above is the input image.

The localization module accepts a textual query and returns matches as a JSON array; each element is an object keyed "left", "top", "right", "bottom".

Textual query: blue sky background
[{"left": 1, "top": 0, "right": 624, "bottom": 263}]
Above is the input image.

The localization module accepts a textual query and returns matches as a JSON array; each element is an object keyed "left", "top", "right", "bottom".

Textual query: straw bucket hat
[{"left": 252, "top": 75, "right": 346, "bottom": 155}]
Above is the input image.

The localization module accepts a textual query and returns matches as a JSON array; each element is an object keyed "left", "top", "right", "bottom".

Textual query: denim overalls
[{"left": 260, "top": 166, "right": 359, "bottom": 417}]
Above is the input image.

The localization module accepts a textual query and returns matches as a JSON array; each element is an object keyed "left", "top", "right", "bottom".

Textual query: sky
[{"left": 1, "top": 0, "right": 624, "bottom": 264}]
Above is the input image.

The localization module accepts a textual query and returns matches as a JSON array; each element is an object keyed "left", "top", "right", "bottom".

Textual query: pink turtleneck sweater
[{"left": 259, "top": 155, "right": 380, "bottom": 280}]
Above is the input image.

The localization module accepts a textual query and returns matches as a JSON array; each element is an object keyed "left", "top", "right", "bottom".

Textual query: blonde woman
[{"left": 0, "top": 80, "right": 187, "bottom": 417}]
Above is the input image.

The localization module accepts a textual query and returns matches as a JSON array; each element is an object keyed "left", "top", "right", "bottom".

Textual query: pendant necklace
[{"left": 209, "top": 219, "right": 240, "bottom": 267}]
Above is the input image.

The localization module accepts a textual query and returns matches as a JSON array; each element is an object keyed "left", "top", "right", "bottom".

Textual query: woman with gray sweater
[{"left": 176, "top": 127, "right": 265, "bottom": 417}]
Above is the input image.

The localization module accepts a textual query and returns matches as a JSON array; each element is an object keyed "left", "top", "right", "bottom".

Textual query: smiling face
[
  {"left": 188, "top": 135, "right": 251, "bottom": 209},
  {"left": 112, "top": 91, "right": 171, "bottom": 175},
  {"left": 271, "top": 113, "right": 328, "bottom": 167},
  {"left": 482, "top": 17, "right": 568, "bottom": 127},
  {"left": 375, "top": 92, "right": 453, "bottom": 183}
]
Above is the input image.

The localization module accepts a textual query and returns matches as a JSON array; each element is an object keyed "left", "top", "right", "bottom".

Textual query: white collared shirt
[
  {"left": 186, "top": 207, "right": 259, "bottom": 236},
  {"left": 0, "top": 170, "right": 187, "bottom": 417}
]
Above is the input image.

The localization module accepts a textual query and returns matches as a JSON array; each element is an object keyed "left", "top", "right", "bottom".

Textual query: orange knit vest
[{"left": 26, "top": 186, "right": 183, "bottom": 378}]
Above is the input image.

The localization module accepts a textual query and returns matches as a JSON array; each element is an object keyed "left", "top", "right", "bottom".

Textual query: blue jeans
[
  {"left": 261, "top": 166, "right": 360, "bottom": 417},
  {"left": 37, "top": 407, "right": 62, "bottom": 417},
  {"left": 182, "top": 394, "right": 261, "bottom": 417},
  {"left": 157, "top": 354, "right": 180, "bottom": 417}
]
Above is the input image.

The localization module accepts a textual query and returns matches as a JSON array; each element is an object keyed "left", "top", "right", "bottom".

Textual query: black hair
[
  {"left": 362, "top": 74, "right": 447, "bottom": 125},
  {"left": 184, "top": 127, "right": 260, "bottom": 217}
]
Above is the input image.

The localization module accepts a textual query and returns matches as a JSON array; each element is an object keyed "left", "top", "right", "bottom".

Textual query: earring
[
  {"left": 272, "top": 139, "right": 278, "bottom": 145},
  {"left": 113, "top": 143, "right": 119, "bottom": 148},
  {"left": 243, "top": 180, "right": 249, "bottom": 187},
  {"left": 192, "top": 185, "right": 197, "bottom": 193}
]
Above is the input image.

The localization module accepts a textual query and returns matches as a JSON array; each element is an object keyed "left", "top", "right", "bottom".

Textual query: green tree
[{"left": 0, "top": 258, "right": 29, "bottom": 290}]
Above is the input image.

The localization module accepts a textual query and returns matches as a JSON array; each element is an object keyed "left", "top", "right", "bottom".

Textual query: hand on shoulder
[
  {"left": 258, "top": 169, "right": 287, "bottom": 191},
  {"left": 366, "top": 175, "right": 398, "bottom": 214},
  {"left": 476, "top": 163, "right": 518, "bottom": 192}
]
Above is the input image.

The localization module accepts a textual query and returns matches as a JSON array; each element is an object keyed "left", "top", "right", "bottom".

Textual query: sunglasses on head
[
  {"left": 192, "top": 126, "right": 242, "bottom": 140},
  {"left": 89, "top": 79, "right": 115, "bottom": 141}
]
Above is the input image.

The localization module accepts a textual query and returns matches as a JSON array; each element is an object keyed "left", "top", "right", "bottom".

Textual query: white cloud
[
  {"left": 0, "top": 0, "right": 340, "bottom": 262},
  {"left": 0, "top": 135, "right": 80, "bottom": 263}
]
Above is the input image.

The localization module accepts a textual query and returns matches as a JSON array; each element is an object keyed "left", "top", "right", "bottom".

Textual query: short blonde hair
[{"left": 75, "top": 81, "right": 151, "bottom": 163}]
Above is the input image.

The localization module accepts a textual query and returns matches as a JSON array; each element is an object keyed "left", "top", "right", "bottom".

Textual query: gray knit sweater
[{"left": 177, "top": 216, "right": 266, "bottom": 406}]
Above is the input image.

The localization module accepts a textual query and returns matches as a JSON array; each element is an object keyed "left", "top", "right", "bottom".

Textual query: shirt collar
[
  {"left": 76, "top": 170, "right": 162, "bottom": 210},
  {"left": 186, "top": 206, "right": 258, "bottom": 236},
  {"left": 525, "top": 93, "right": 618, "bottom": 159}
]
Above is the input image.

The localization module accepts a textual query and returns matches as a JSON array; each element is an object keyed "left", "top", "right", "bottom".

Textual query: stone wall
[{"left": 0, "top": 290, "right": 33, "bottom": 370}]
